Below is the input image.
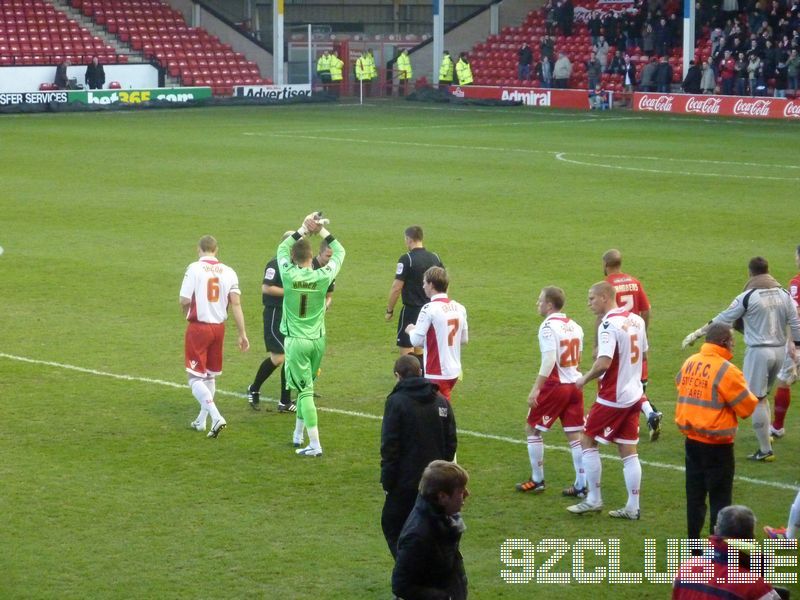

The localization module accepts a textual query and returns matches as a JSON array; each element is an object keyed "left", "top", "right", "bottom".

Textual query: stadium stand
[
  {"left": 468, "top": 0, "right": 701, "bottom": 94},
  {"left": 70, "top": 0, "right": 271, "bottom": 95},
  {"left": 0, "top": 0, "right": 121, "bottom": 66}
]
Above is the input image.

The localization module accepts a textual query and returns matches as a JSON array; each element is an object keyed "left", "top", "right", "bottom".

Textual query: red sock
[{"left": 773, "top": 387, "right": 791, "bottom": 430}]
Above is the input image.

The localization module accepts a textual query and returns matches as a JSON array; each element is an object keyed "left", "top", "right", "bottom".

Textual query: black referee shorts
[
  {"left": 396, "top": 305, "right": 422, "bottom": 349},
  {"left": 263, "top": 306, "right": 285, "bottom": 354}
]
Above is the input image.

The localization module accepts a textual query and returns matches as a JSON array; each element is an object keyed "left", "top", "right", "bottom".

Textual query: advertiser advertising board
[
  {"left": 448, "top": 85, "right": 592, "bottom": 110},
  {"left": 634, "top": 92, "right": 800, "bottom": 120},
  {"left": 0, "top": 87, "right": 211, "bottom": 107},
  {"left": 233, "top": 84, "right": 312, "bottom": 100}
]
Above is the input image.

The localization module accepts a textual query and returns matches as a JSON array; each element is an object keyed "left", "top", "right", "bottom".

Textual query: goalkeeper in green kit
[{"left": 278, "top": 212, "right": 345, "bottom": 457}]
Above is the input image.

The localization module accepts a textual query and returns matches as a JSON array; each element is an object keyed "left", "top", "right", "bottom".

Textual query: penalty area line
[{"left": 2, "top": 352, "right": 797, "bottom": 492}]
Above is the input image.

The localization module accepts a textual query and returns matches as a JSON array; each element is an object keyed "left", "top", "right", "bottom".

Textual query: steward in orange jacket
[{"left": 675, "top": 323, "right": 758, "bottom": 539}]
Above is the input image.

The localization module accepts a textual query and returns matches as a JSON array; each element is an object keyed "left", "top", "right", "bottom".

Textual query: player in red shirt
[
  {"left": 603, "top": 249, "right": 663, "bottom": 442},
  {"left": 771, "top": 245, "right": 800, "bottom": 437}
]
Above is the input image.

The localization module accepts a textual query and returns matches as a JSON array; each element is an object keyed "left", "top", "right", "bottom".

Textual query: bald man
[{"left": 568, "top": 281, "right": 648, "bottom": 520}]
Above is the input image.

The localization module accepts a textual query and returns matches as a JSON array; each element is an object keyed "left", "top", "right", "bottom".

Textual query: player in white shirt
[
  {"left": 179, "top": 235, "right": 249, "bottom": 438},
  {"left": 515, "top": 287, "right": 586, "bottom": 497},
  {"left": 568, "top": 281, "right": 647, "bottom": 520},
  {"left": 406, "top": 266, "right": 468, "bottom": 402}
]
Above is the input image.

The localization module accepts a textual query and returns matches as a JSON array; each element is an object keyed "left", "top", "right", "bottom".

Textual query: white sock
[
  {"left": 622, "top": 454, "right": 641, "bottom": 512},
  {"left": 583, "top": 447, "right": 602, "bottom": 506},
  {"left": 569, "top": 440, "right": 585, "bottom": 489},
  {"left": 527, "top": 435, "right": 544, "bottom": 482},
  {"left": 753, "top": 398, "right": 772, "bottom": 453},
  {"left": 195, "top": 408, "right": 209, "bottom": 426},
  {"left": 788, "top": 490, "right": 800, "bottom": 539},
  {"left": 189, "top": 376, "right": 211, "bottom": 405},
  {"left": 293, "top": 417, "right": 305, "bottom": 444},
  {"left": 641, "top": 399, "right": 654, "bottom": 418},
  {"left": 307, "top": 425, "right": 321, "bottom": 450},
  {"left": 203, "top": 377, "right": 216, "bottom": 398}
]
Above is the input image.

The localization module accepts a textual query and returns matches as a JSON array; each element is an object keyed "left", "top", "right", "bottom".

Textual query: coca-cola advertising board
[
  {"left": 448, "top": 85, "right": 592, "bottom": 110},
  {"left": 633, "top": 92, "right": 800, "bottom": 120}
]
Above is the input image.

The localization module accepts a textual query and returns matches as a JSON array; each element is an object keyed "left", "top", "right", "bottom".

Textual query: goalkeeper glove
[{"left": 681, "top": 326, "right": 707, "bottom": 350}]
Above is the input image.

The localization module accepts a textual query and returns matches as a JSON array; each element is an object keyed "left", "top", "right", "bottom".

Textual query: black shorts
[
  {"left": 263, "top": 305, "right": 285, "bottom": 354},
  {"left": 396, "top": 305, "right": 422, "bottom": 348}
]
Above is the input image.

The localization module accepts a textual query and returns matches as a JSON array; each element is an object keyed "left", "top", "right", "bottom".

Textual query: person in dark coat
[
  {"left": 85, "top": 56, "right": 105, "bottom": 90},
  {"left": 392, "top": 460, "right": 469, "bottom": 600},
  {"left": 655, "top": 55, "right": 673, "bottom": 92},
  {"left": 682, "top": 59, "right": 702, "bottom": 93},
  {"left": 380, "top": 355, "right": 457, "bottom": 558},
  {"left": 54, "top": 59, "right": 70, "bottom": 89}
]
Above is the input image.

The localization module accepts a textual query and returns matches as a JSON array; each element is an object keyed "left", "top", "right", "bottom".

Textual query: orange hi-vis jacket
[{"left": 675, "top": 343, "right": 758, "bottom": 445}]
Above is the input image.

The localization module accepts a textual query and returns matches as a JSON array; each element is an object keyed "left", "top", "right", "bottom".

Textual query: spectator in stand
[
  {"left": 517, "top": 42, "right": 533, "bottom": 81},
  {"left": 774, "top": 59, "right": 788, "bottom": 96},
  {"left": 607, "top": 50, "right": 625, "bottom": 75},
  {"left": 589, "top": 84, "right": 610, "bottom": 109},
  {"left": 747, "top": 53, "right": 762, "bottom": 95},
  {"left": 85, "top": 56, "right": 105, "bottom": 90},
  {"left": 603, "top": 12, "right": 618, "bottom": 46},
  {"left": 594, "top": 35, "right": 610, "bottom": 70},
  {"left": 668, "top": 14, "right": 682, "bottom": 48},
  {"left": 553, "top": 52, "right": 572, "bottom": 89},
  {"left": 640, "top": 56, "right": 658, "bottom": 92},
  {"left": 621, "top": 54, "right": 637, "bottom": 105},
  {"left": 623, "top": 13, "right": 641, "bottom": 51},
  {"left": 588, "top": 11, "right": 603, "bottom": 46},
  {"left": 735, "top": 51, "right": 748, "bottom": 95},
  {"left": 787, "top": 49, "right": 800, "bottom": 93},
  {"left": 762, "top": 39, "right": 778, "bottom": 79},
  {"left": 642, "top": 23, "right": 656, "bottom": 57},
  {"left": 701, "top": 59, "right": 717, "bottom": 94},
  {"left": 754, "top": 64, "right": 769, "bottom": 95},
  {"left": 711, "top": 26, "right": 725, "bottom": 56},
  {"left": 655, "top": 17, "right": 672, "bottom": 56},
  {"left": 655, "top": 55, "right": 673, "bottom": 92},
  {"left": 54, "top": 58, "right": 69, "bottom": 90},
  {"left": 561, "top": 0, "right": 574, "bottom": 36},
  {"left": 546, "top": 1, "right": 559, "bottom": 36},
  {"left": 586, "top": 54, "right": 603, "bottom": 91},
  {"left": 683, "top": 59, "right": 702, "bottom": 93},
  {"left": 540, "top": 35, "right": 555, "bottom": 63},
  {"left": 719, "top": 49, "right": 736, "bottom": 94},
  {"left": 536, "top": 55, "right": 553, "bottom": 88}
]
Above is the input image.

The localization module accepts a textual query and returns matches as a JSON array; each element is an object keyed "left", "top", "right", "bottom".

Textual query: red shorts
[
  {"left": 432, "top": 378, "right": 458, "bottom": 402},
  {"left": 527, "top": 381, "right": 584, "bottom": 432},
  {"left": 583, "top": 399, "right": 642, "bottom": 445},
  {"left": 185, "top": 321, "right": 225, "bottom": 377}
]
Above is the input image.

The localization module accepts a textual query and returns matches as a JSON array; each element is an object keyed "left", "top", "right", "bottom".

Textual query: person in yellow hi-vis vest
[
  {"left": 355, "top": 51, "right": 371, "bottom": 96},
  {"left": 329, "top": 49, "right": 344, "bottom": 98},
  {"left": 456, "top": 52, "right": 473, "bottom": 85},
  {"left": 366, "top": 48, "right": 377, "bottom": 94},
  {"left": 439, "top": 51, "right": 454, "bottom": 87},
  {"left": 396, "top": 49, "right": 412, "bottom": 96},
  {"left": 316, "top": 50, "right": 331, "bottom": 87}
]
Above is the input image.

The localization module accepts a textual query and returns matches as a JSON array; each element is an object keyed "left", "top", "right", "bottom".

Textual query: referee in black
[
  {"left": 385, "top": 226, "right": 443, "bottom": 370},
  {"left": 246, "top": 232, "right": 294, "bottom": 412}
]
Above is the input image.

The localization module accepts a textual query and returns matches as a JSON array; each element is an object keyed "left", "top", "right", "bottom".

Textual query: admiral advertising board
[
  {"left": 634, "top": 92, "right": 800, "bottom": 120},
  {"left": 448, "top": 85, "right": 592, "bottom": 110}
]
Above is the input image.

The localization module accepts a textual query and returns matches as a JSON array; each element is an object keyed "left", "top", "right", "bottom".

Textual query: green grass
[{"left": 2, "top": 102, "right": 799, "bottom": 598}]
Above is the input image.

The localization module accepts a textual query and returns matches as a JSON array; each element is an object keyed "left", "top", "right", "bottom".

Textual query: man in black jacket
[
  {"left": 392, "top": 460, "right": 469, "bottom": 600},
  {"left": 381, "top": 354, "right": 457, "bottom": 558},
  {"left": 682, "top": 59, "right": 702, "bottom": 93}
]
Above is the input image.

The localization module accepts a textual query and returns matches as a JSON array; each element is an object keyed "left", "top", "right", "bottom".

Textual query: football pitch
[{"left": 2, "top": 101, "right": 799, "bottom": 599}]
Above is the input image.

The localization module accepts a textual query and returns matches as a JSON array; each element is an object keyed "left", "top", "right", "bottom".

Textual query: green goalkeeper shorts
[{"left": 284, "top": 336, "right": 326, "bottom": 392}]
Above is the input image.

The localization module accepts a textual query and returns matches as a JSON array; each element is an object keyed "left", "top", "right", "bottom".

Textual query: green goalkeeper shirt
[{"left": 278, "top": 233, "right": 345, "bottom": 339}]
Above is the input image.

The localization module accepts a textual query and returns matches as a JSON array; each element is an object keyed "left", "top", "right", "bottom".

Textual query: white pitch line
[
  {"left": 2, "top": 352, "right": 797, "bottom": 492},
  {"left": 554, "top": 153, "right": 800, "bottom": 182}
]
